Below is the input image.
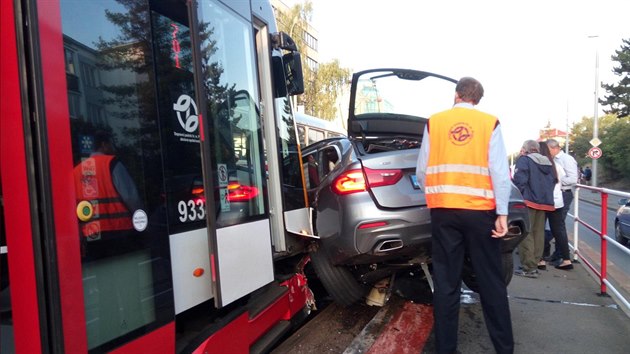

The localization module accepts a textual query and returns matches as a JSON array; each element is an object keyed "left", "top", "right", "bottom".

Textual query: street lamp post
[{"left": 589, "top": 35, "right": 599, "bottom": 187}]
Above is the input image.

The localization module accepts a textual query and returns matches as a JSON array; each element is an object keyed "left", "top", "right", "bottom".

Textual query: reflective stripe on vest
[
  {"left": 73, "top": 155, "right": 133, "bottom": 236},
  {"left": 425, "top": 107, "right": 497, "bottom": 210}
]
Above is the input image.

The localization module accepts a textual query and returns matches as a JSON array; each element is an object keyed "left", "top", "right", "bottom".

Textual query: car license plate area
[{"left": 410, "top": 174, "right": 421, "bottom": 189}]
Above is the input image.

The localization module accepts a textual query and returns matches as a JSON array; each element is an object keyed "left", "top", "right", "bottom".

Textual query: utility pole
[
  {"left": 588, "top": 35, "right": 600, "bottom": 187},
  {"left": 566, "top": 101, "right": 570, "bottom": 153}
]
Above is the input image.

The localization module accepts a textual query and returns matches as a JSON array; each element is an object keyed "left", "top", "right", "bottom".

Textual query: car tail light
[
  {"left": 192, "top": 186, "right": 205, "bottom": 203},
  {"left": 332, "top": 168, "right": 403, "bottom": 195},
  {"left": 363, "top": 167, "right": 403, "bottom": 188},
  {"left": 227, "top": 182, "right": 259, "bottom": 201},
  {"left": 332, "top": 169, "right": 366, "bottom": 195},
  {"left": 358, "top": 221, "right": 389, "bottom": 229}
]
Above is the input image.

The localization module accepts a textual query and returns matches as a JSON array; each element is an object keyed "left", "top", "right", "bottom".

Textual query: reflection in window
[
  {"left": 198, "top": 0, "right": 266, "bottom": 227},
  {"left": 61, "top": 0, "right": 173, "bottom": 351},
  {"left": 65, "top": 47, "right": 76, "bottom": 74},
  {"left": 275, "top": 98, "right": 306, "bottom": 210},
  {"left": 297, "top": 125, "right": 306, "bottom": 147}
]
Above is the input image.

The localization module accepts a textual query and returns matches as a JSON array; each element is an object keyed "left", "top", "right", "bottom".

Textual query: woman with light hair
[{"left": 512, "top": 140, "right": 556, "bottom": 277}]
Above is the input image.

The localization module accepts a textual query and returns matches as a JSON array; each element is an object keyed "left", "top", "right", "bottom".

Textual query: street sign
[
  {"left": 588, "top": 146, "right": 602, "bottom": 159},
  {"left": 589, "top": 138, "right": 602, "bottom": 147}
]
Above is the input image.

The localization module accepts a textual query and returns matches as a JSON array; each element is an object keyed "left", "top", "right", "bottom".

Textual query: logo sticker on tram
[
  {"left": 219, "top": 189, "right": 230, "bottom": 211},
  {"left": 133, "top": 209, "right": 148, "bottom": 232},
  {"left": 217, "top": 164, "right": 229, "bottom": 187},
  {"left": 173, "top": 94, "right": 200, "bottom": 143}
]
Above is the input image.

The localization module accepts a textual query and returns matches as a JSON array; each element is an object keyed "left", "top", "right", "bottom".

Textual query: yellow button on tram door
[{"left": 76, "top": 200, "right": 94, "bottom": 221}]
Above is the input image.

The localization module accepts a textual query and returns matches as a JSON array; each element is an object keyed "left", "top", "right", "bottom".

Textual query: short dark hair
[{"left": 456, "top": 77, "right": 484, "bottom": 105}]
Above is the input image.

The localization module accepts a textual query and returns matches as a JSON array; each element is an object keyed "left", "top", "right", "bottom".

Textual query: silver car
[{"left": 303, "top": 69, "right": 529, "bottom": 305}]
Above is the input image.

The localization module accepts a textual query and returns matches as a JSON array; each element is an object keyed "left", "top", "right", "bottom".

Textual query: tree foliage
[
  {"left": 312, "top": 60, "right": 351, "bottom": 119},
  {"left": 275, "top": 0, "right": 350, "bottom": 121},
  {"left": 569, "top": 114, "right": 630, "bottom": 181},
  {"left": 600, "top": 38, "right": 630, "bottom": 118}
]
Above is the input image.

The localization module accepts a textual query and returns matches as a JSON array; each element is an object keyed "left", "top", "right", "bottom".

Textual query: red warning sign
[{"left": 588, "top": 147, "right": 602, "bottom": 159}]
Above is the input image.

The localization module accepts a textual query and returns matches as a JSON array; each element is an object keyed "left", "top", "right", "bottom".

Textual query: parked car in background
[
  {"left": 615, "top": 198, "right": 630, "bottom": 246},
  {"left": 302, "top": 68, "right": 530, "bottom": 305}
]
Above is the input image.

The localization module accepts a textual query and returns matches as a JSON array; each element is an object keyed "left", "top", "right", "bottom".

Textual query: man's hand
[{"left": 492, "top": 215, "right": 508, "bottom": 238}]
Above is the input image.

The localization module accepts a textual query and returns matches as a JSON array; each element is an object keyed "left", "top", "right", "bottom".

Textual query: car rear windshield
[{"left": 353, "top": 69, "right": 456, "bottom": 119}]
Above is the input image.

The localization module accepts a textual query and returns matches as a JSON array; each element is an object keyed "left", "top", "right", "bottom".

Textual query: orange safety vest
[
  {"left": 424, "top": 107, "right": 497, "bottom": 210},
  {"left": 73, "top": 155, "right": 133, "bottom": 237}
]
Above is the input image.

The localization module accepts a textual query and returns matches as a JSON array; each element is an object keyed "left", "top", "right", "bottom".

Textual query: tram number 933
[{"left": 178, "top": 199, "right": 206, "bottom": 222}]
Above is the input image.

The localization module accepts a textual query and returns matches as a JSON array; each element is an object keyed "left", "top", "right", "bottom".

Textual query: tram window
[
  {"left": 197, "top": 0, "right": 267, "bottom": 227},
  {"left": 61, "top": 0, "right": 174, "bottom": 351},
  {"left": 275, "top": 100, "right": 307, "bottom": 210},
  {"left": 151, "top": 9, "right": 206, "bottom": 235},
  {"left": 297, "top": 125, "right": 306, "bottom": 147},
  {"left": 308, "top": 128, "right": 324, "bottom": 145},
  {"left": 0, "top": 180, "right": 12, "bottom": 351}
]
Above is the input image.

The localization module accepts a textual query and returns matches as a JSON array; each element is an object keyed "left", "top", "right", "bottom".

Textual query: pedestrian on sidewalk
[
  {"left": 513, "top": 140, "right": 556, "bottom": 278},
  {"left": 545, "top": 139, "right": 578, "bottom": 263},
  {"left": 416, "top": 77, "right": 514, "bottom": 354},
  {"left": 540, "top": 142, "right": 573, "bottom": 270},
  {"left": 583, "top": 166, "right": 592, "bottom": 185}
]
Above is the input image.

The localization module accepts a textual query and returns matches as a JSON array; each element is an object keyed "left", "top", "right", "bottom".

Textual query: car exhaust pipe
[
  {"left": 374, "top": 239, "right": 403, "bottom": 253},
  {"left": 507, "top": 225, "right": 522, "bottom": 237}
]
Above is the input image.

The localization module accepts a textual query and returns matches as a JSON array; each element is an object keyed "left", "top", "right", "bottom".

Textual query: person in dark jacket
[{"left": 512, "top": 140, "right": 555, "bottom": 278}]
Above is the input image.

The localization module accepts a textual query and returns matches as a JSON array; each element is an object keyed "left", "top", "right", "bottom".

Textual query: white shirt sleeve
[
  {"left": 488, "top": 124, "right": 511, "bottom": 215},
  {"left": 416, "top": 125, "right": 430, "bottom": 189}
]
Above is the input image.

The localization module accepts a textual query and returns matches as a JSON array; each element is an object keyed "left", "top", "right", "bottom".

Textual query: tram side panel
[{"left": 2, "top": 0, "right": 312, "bottom": 353}]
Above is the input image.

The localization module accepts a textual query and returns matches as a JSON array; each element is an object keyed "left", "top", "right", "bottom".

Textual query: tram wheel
[
  {"left": 309, "top": 249, "right": 368, "bottom": 306},
  {"left": 462, "top": 252, "right": 514, "bottom": 293}
]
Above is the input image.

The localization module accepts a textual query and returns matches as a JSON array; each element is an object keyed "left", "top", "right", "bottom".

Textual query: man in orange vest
[
  {"left": 74, "top": 131, "right": 142, "bottom": 241},
  {"left": 416, "top": 77, "right": 513, "bottom": 354}
]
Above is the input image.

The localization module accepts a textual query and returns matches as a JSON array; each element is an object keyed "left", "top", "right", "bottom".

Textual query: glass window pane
[
  {"left": 198, "top": 0, "right": 267, "bottom": 227},
  {"left": 60, "top": 0, "right": 174, "bottom": 351}
]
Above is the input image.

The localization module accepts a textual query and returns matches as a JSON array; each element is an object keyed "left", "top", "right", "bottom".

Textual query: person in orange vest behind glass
[
  {"left": 416, "top": 77, "right": 513, "bottom": 354},
  {"left": 74, "top": 130, "right": 143, "bottom": 241}
]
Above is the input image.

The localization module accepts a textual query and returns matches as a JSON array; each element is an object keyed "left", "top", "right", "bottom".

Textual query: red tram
[{"left": 1, "top": 0, "right": 316, "bottom": 352}]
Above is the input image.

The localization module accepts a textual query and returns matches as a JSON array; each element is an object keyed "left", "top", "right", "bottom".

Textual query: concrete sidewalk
[{"left": 452, "top": 254, "right": 630, "bottom": 353}]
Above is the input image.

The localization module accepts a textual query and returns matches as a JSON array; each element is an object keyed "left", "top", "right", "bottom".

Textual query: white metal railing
[{"left": 569, "top": 184, "right": 630, "bottom": 312}]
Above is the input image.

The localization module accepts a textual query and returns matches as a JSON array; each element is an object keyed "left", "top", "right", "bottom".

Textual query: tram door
[{"left": 192, "top": 0, "right": 276, "bottom": 308}]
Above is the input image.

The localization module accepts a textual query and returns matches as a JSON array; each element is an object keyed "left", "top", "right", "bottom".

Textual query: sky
[{"left": 286, "top": 0, "right": 629, "bottom": 154}]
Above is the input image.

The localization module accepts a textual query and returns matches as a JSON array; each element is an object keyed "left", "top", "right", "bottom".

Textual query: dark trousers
[
  {"left": 431, "top": 209, "right": 514, "bottom": 354},
  {"left": 546, "top": 209, "right": 571, "bottom": 260},
  {"left": 545, "top": 190, "right": 574, "bottom": 259}
]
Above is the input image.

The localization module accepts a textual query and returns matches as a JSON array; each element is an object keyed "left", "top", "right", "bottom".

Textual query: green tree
[
  {"left": 601, "top": 116, "right": 630, "bottom": 179},
  {"left": 275, "top": 0, "right": 350, "bottom": 120},
  {"left": 599, "top": 38, "right": 630, "bottom": 118},
  {"left": 312, "top": 60, "right": 350, "bottom": 119},
  {"left": 569, "top": 114, "right": 630, "bottom": 182}
]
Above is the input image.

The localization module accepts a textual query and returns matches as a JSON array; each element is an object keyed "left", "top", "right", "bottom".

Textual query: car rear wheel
[
  {"left": 462, "top": 252, "right": 514, "bottom": 293},
  {"left": 309, "top": 249, "right": 368, "bottom": 306},
  {"left": 616, "top": 222, "right": 628, "bottom": 246}
]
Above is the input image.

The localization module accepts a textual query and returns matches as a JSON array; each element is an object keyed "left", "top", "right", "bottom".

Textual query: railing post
[
  {"left": 573, "top": 187, "right": 580, "bottom": 261},
  {"left": 600, "top": 192, "right": 608, "bottom": 295}
]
